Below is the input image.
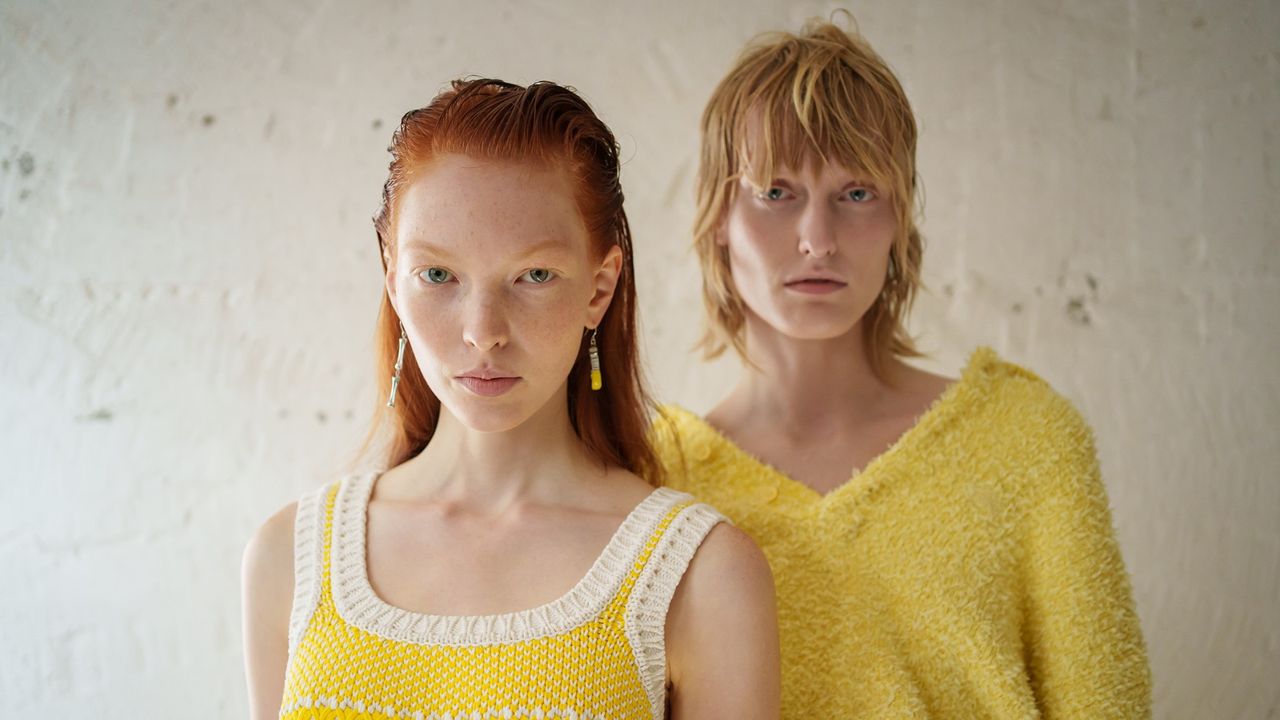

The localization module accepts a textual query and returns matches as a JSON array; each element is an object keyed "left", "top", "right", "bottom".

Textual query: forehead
[{"left": 394, "top": 154, "right": 587, "bottom": 258}]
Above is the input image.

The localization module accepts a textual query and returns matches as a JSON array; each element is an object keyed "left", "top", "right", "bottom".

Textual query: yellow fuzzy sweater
[{"left": 651, "top": 347, "right": 1151, "bottom": 718}]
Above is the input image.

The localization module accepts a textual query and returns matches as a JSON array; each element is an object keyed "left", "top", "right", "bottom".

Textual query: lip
[
  {"left": 455, "top": 371, "right": 521, "bottom": 397},
  {"left": 784, "top": 272, "right": 848, "bottom": 294}
]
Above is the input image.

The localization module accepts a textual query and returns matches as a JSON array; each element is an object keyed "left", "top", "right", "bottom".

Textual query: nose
[
  {"left": 462, "top": 290, "right": 510, "bottom": 351},
  {"left": 797, "top": 201, "right": 838, "bottom": 258}
]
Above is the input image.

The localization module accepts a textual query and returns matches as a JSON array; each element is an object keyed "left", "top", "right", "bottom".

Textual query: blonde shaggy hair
[{"left": 693, "top": 17, "right": 924, "bottom": 377}]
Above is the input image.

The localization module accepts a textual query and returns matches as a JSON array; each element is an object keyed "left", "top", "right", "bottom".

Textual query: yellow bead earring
[{"left": 589, "top": 327, "right": 603, "bottom": 391}]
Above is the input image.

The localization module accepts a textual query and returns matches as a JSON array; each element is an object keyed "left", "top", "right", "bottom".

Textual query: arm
[
  {"left": 1021, "top": 411, "right": 1152, "bottom": 718},
  {"left": 665, "top": 523, "right": 781, "bottom": 719},
  {"left": 241, "top": 502, "right": 297, "bottom": 720}
]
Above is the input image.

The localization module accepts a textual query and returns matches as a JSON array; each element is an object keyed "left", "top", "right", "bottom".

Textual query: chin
[
  {"left": 445, "top": 399, "right": 533, "bottom": 434},
  {"left": 754, "top": 302, "right": 864, "bottom": 341}
]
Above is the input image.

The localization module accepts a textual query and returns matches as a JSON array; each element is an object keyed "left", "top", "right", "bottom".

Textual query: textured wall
[{"left": 1, "top": 0, "right": 1276, "bottom": 717}]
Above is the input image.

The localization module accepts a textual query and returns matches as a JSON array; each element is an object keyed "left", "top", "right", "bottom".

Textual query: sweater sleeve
[{"left": 1019, "top": 397, "right": 1152, "bottom": 719}]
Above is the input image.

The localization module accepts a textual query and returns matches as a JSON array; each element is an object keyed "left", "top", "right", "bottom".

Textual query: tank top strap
[
  {"left": 286, "top": 480, "right": 339, "bottom": 654},
  {"left": 623, "top": 494, "right": 729, "bottom": 718}
]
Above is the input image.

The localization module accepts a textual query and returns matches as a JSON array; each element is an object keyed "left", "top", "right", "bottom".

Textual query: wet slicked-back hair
[
  {"left": 356, "top": 78, "right": 659, "bottom": 482},
  {"left": 694, "top": 18, "right": 923, "bottom": 376}
]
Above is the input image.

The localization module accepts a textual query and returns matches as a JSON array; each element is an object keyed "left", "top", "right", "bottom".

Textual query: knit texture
[
  {"left": 651, "top": 347, "right": 1152, "bottom": 719},
  {"left": 281, "top": 472, "right": 727, "bottom": 720}
]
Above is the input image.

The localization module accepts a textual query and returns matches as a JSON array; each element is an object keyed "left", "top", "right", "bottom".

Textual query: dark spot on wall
[
  {"left": 17, "top": 152, "right": 34, "bottom": 176},
  {"left": 1035, "top": 286, "right": 1043, "bottom": 296},
  {"left": 1086, "top": 273, "right": 1099, "bottom": 293},
  {"left": 1011, "top": 303, "right": 1023, "bottom": 314},
  {"left": 277, "top": 408, "right": 289, "bottom": 419},
  {"left": 344, "top": 409, "right": 354, "bottom": 420},
  {"left": 942, "top": 283, "right": 954, "bottom": 298},
  {"left": 1098, "top": 96, "right": 1113, "bottom": 122},
  {"left": 166, "top": 94, "right": 179, "bottom": 109},
  {"left": 202, "top": 114, "right": 216, "bottom": 127},
  {"left": 1191, "top": 16, "right": 1206, "bottom": 29},
  {"left": 316, "top": 410, "right": 328, "bottom": 423},
  {"left": 78, "top": 408, "right": 114, "bottom": 422},
  {"left": 372, "top": 118, "right": 383, "bottom": 130},
  {"left": 264, "top": 114, "right": 276, "bottom": 139},
  {"left": 18, "top": 188, "right": 30, "bottom": 201},
  {"left": 1066, "top": 297, "right": 1091, "bottom": 326},
  {"left": 1, "top": 159, "right": 9, "bottom": 172}
]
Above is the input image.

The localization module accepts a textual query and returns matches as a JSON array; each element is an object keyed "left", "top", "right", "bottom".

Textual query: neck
[
  {"left": 391, "top": 385, "right": 604, "bottom": 513},
  {"left": 727, "top": 313, "right": 901, "bottom": 434}
]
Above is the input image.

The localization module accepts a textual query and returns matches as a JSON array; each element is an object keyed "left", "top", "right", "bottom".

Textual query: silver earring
[
  {"left": 386, "top": 323, "right": 408, "bottom": 407},
  {"left": 589, "top": 327, "right": 602, "bottom": 391}
]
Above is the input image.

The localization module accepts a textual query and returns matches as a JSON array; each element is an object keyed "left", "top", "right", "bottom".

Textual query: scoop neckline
[
  {"left": 329, "top": 471, "right": 687, "bottom": 646},
  {"left": 662, "top": 347, "right": 994, "bottom": 506}
]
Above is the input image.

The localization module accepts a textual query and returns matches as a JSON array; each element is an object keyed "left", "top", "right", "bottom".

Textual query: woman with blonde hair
[
  {"left": 243, "top": 78, "right": 779, "bottom": 719},
  {"left": 652, "top": 20, "right": 1151, "bottom": 718}
]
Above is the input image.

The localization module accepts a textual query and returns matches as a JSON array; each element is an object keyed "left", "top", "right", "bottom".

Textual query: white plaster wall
[{"left": 1, "top": 0, "right": 1275, "bottom": 716}]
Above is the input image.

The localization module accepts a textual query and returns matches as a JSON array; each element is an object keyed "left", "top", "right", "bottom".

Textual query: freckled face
[
  {"left": 387, "top": 155, "right": 609, "bottom": 433},
  {"left": 721, "top": 158, "right": 897, "bottom": 341}
]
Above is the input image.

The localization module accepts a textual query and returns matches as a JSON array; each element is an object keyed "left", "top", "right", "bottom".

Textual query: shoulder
[
  {"left": 956, "top": 347, "right": 1096, "bottom": 449},
  {"left": 649, "top": 403, "right": 699, "bottom": 454},
  {"left": 682, "top": 521, "right": 774, "bottom": 600},
  {"left": 664, "top": 518, "right": 779, "bottom": 700},
  {"left": 241, "top": 500, "right": 299, "bottom": 601},
  {"left": 649, "top": 404, "right": 746, "bottom": 494},
  {"left": 666, "top": 517, "right": 775, "bottom": 643}
]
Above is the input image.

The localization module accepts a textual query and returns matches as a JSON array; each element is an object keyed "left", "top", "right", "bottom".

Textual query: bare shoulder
[
  {"left": 665, "top": 521, "right": 780, "bottom": 715},
  {"left": 242, "top": 500, "right": 300, "bottom": 719},
  {"left": 667, "top": 520, "right": 776, "bottom": 655},
  {"left": 243, "top": 500, "right": 298, "bottom": 587},
  {"left": 685, "top": 522, "right": 773, "bottom": 595},
  {"left": 241, "top": 499, "right": 299, "bottom": 638}
]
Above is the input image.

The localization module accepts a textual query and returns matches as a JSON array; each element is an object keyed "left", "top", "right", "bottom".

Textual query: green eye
[
  {"left": 762, "top": 187, "right": 787, "bottom": 201},
  {"left": 421, "top": 267, "right": 453, "bottom": 284},
  {"left": 521, "top": 268, "right": 554, "bottom": 284}
]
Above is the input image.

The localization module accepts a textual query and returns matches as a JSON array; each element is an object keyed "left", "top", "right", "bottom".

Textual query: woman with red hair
[{"left": 242, "top": 78, "right": 780, "bottom": 719}]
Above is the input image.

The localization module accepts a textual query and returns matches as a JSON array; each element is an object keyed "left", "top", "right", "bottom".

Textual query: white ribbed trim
[
  {"left": 330, "top": 471, "right": 693, "bottom": 647},
  {"left": 282, "top": 696, "right": 617, "bottom": 719},
  {"left": 287, "top": 482, "right": 332, "bottom": 653},
  {"left": 624, "top": 502, "right": 728, "bottom": 720}
]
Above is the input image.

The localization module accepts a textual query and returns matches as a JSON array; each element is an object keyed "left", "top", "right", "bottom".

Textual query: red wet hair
[{"left": 354, "top": 78, "right": 659, "bottom": 482}]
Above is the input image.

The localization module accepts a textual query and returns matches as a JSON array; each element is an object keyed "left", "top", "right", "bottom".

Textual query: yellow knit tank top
[{"left": 280, "top": 471, "right": 728, "bottom": 720}]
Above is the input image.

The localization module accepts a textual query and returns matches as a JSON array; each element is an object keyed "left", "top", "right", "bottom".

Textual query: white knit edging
[
  {"left": 287, "top": 482, "right": 332, "bottom": 653},
  {"left": 623, "top": 502, "right": 728, "bottom": 720},
  {"left": 330, "top": 471, "right": 692, "bottom": 646},
  {"left": 282, "top": 696, "right": 617, "bottom": 719}
]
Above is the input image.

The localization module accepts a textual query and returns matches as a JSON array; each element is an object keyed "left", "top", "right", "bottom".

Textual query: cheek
[{"left": 725, "top": 205, "right": 786, "bottom": 279}]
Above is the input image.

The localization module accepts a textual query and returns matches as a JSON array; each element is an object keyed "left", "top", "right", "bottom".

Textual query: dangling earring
[
  {"left": 386, "top": 322, "right": 408, "bottom": 408},
  {"left": 588, "top": 327, "right": 603, "bottom": 391}
]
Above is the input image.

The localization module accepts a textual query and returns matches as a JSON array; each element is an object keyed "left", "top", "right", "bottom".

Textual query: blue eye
[
  {"left": 520, "top": 268, "right": 555, "bottom": 284},
  {"left": 421, "top": 267, "right": 453, "bottom": 284},
  {"left": 761, "top": 187, "right": 788, "bottom": 201},
  {"left": 847, "top": 188, "right": 876, "bottom": 202}
]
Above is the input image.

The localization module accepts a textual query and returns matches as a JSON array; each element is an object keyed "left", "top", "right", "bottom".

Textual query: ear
[
  {"left": 384, "top": 263, "right": 399, "bottom": 316},
  {"left": 586, "top": 244, "right": 624, "bottom": 328}
]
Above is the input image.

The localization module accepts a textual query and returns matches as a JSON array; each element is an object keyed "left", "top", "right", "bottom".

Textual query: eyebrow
[{"left": 399, "top": 238, "right": 574, "bottom": 260}]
